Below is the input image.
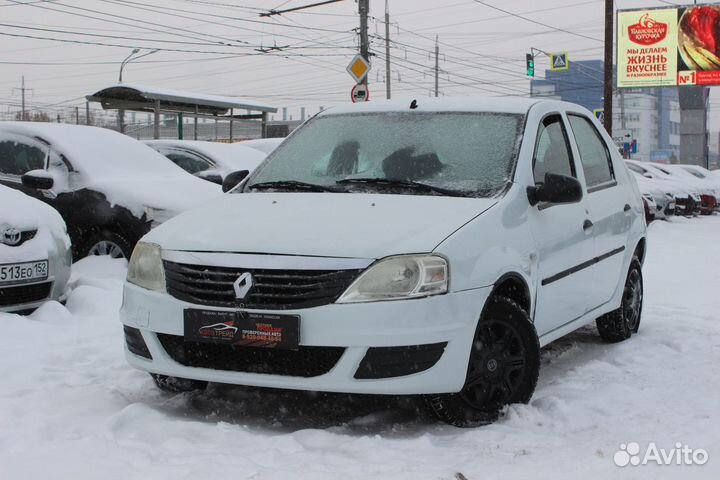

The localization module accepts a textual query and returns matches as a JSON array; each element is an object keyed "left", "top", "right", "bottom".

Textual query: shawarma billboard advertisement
[{"left": 618, "top": 4, "right": 720, "bottom": 88}]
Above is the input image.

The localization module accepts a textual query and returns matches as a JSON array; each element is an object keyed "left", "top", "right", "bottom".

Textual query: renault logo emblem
[
  {"left": 1, "top": 226, "right": 21, "bottom": 246},
  {"left": 233, "top": 272, "right": 253, "bottom": 300}
]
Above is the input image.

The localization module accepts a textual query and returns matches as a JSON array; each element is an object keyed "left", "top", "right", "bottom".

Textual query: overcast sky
[{"left": 0, "top": 0, "right": 716, "bottom": 130}]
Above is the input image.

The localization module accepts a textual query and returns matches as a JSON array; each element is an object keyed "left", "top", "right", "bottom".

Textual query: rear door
[
  {"left": 529, "top": 113, "right": 597, "bottom": 337},
  {"left": 565, "top": 113, "right": 632, "bottom": 308}
]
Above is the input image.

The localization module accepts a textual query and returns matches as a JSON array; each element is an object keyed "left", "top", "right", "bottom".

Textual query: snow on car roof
[
  {"left": 0, "top": 122, "right": 191, "bottom": 179},
  {"left": 145, "top": 140, "right": 266, "bottom": 172},
  {"left": 320, "top": 96, "right": 543, "bottom": 116}
]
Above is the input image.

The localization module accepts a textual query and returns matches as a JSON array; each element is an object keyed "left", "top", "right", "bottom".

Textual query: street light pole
[
  {"left": 117, "top": 49, "right": 158, "bottom": 134},
  {"left": 119, "top": 48, "right": 140, "bottom": 83}
]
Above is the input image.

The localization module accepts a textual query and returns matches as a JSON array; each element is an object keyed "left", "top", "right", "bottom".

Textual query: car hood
[
  {"left": 145, "top": 192, "right": 496, "bottom": 259},
  {"left": 89, "top": 175, "right": 221, "bottom": 219}
]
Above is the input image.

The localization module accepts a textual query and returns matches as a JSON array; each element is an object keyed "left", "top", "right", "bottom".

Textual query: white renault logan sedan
[{"left": 121, "top": 98, "right": 646, "bottom": 426}]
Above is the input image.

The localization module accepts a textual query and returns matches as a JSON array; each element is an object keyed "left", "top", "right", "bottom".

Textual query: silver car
[{"left": 0, "top": 185, "right": 71, "bottom": 314}]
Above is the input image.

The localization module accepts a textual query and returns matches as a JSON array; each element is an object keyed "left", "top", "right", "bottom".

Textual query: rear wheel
[
  {"left": 596, "top": 258, "right": 643, "bottom": 342},
  {"left": 150, "top": 374, "right": 208, "bottom": 394},
  {"left": 425, "top": 297, "right": 540, "bottom": 427}
]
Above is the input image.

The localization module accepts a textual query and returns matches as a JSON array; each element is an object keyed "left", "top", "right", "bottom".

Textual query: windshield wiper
[
  {"left": 336, "top": 177, "right": 468, "bottom": 197},
  {"left": 248, "top": 180, "right": 340, "bottom": 193}
]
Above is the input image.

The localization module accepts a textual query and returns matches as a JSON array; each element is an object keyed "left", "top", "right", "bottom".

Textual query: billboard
[{"left": 618, "top": 4, "right": 720, "bottom": 88}]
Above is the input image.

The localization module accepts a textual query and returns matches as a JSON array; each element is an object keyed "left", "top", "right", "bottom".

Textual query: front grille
[
  {"left": 157, "top": 333, "right": 345, "bottom": 377},
  {"left": 164, "top": 260, "right": 364, "bottom": 310},
  {"left": 0, "top": 281, "right": 51, "bottom": 306}
]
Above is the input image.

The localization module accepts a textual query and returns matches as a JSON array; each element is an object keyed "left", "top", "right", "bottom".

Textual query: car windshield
[{"left": 245, "top": 112, "right": 524, "bottom": 197}]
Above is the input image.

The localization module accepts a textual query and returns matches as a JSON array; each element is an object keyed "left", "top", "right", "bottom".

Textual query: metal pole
[
  {"left": 153, "top": 100, "right": 160, "bottom": 139},
  {"left": 75, "top": 106, "right": 80, "bottom": 124},
  {"left": 85, "top": 101, "right": 90, "bottom": 125},
  {"left": 603, "top": 0, "right": 614, "bottom": 134},
  {"left": 118, "top": 110, "right": 125, "bottom": 134},
  {"left": 359, "top": 0, "right": 369, "bottom": 85},
  {"left": 261, "top": 112, "right": 268, "bottom": 138},
  {"left": 385, "top": 0, "right": 391, "bottom": 99},
  {"left": 21, "top": 76, "right": 26, "bottom": 121},
  {"left": 229, "top": 108, "right": 234, "bottom": 141},
  {"left": 194, "top": 105, "right": 198, "bottom": 140},
  {"left": 178, "top": 112, "right": 184, "bottom": 140},
  {"left": 434, "top": 36, "right": 439, "bottom": 97}
]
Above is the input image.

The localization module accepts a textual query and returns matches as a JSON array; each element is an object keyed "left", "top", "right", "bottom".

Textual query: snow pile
[
  {"left": 1, "top": 219, "right": 719, "bottom": 479},
  {"left": 0, "top": 185, "right": 69, "bottom": 263}
]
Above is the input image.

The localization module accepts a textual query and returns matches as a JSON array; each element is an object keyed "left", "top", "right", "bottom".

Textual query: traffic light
[{"left": 526, "top": 53, "right": 535, "bottom": 77}]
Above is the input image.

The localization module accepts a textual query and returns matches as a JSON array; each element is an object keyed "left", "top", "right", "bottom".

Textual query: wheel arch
[
  {"left": 487, "top": 272, "right": 532, "bottom": 316},
  {"left": 634, "top": 237, "right": 647, "bottom": 265}
]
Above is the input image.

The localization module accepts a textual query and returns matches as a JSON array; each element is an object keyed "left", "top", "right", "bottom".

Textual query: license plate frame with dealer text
[{"left": 184, "top": 309, "right": 300, "bottom": 350}]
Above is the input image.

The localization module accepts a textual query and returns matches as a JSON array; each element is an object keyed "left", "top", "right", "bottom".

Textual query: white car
[
  {"left": 631, "top": 172, "right": 676, "bottom": 219},
  {"left": 121, "top": 98, "right": 647, "bottom": 426},
  {"left": 0, "top": 185, "right": 71, "bottom": 314},
  {"left": 145, "top": 140, "right": 267, "bottom": 184}
]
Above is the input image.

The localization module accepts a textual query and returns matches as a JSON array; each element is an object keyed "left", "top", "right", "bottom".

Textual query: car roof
[{"left": 318, "top": 96, "right": 584, "bottom": 117}]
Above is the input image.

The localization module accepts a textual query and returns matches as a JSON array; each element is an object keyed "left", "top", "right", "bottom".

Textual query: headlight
[
  {"left": 127, "top": 242, "right": 165, "bottom": 292},
  {"left": 336, "top": 255, "right": 448, "bottom": 303}
]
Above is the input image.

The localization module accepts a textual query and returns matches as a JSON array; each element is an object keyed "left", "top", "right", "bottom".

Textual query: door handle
[
  {"left": 624, "top": 204, "right": 631, "bottom": 213},
  {"left": 583, "top": 219, "right": 594, "bottom": 232}
]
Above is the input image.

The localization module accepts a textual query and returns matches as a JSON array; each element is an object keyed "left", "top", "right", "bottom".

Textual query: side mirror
[
  {"left": 21, "top": 169, "right": 54, "bottom": 190},
  {"left": 222, "top": 169, "right": 250, "bottom": 193},
  {"left": 195, "top": 169, "right": 223, "bottom": 185},
  {"left": 527, "top": 172, "right": 582, "bottom": 206}
]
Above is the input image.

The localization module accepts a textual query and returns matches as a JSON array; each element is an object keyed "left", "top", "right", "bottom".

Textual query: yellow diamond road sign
[{"left": 347, "top": 54, "right": 370, "bottom": 83}]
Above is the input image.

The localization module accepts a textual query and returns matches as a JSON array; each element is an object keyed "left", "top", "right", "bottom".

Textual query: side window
[
  {"left": 533, "top": 114, "right": 575, "bottom": 184},
  {"left": 165, "top": 151, "right": 212, "bottom": 174},
  {"left": 567, "top": 114, "right": 614, "bottom": 188},
  {"left": 0, "top": 140, "right": 45, "bottom": 176}
]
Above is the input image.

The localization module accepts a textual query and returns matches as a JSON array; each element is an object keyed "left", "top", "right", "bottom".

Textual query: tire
[
  {"left": 596, "top": 257, "right": 643, "bottom": 343},
  {"left": 81, "top": 229, "right": 133, "bottom": 259},
  {"left": 150, "top": 374, "right": 208, "bottom": 394},
  {"left": 425, "top": 296, "right": 540, "bottom": 427}
]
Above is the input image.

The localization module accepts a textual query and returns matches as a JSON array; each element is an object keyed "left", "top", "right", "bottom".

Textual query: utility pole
[
  {"left": 384, "top": 0, "right": 391, "bottom": 99},
  {"left": 85, "top": 101, "right": 91, "bottom": 125},
  {"left": 603, "top": 0, "right": 614, "bottom": 135},
  {"left": 12, "top": 76, "right": 33, "bottom": 121},
  {"left": 359, "top": 0, "right": 369, "bottom": 85},
  {"left": 75, "top": 106, "right": 80, "bottom": 125},
  {"left": 434, "top": 36, "right": 440, "bottom": 97}
]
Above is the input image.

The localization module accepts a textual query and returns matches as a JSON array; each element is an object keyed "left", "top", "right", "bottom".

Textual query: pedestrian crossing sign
[{"left": 551, "top": 52, "right": 569, "bottom": 71}]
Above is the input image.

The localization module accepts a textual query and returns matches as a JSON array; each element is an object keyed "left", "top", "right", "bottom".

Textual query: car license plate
[
  {"left": 184, "top": 309, "right": 300, "bottom": 350},
  {"left": 0, "top": 260, "right": 48, "bottom": 285}
]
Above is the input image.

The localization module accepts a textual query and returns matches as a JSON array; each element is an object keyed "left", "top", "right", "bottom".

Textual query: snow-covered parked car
[
  {"left": 0, "top": 185, "right": 71, "bottom": 314},
  {"left": 145, "top": 140, "right": 267, "bottom": 184},
  {"left": 121, "top": 98, "right": 647, "bottom": 427},
  {"left": 631, "top": 171, "right": 676, "bottom": 219},
  {"left": 626, "top": 160, "right": 701, "bottom": 216},
  {"left": 660, "top": 163, "right": 720, "bottom": 214},
  {"left": 0, "top": 123, "right": 221, "bottom": 259},
  {"left": 238, "top": 137, "right": 285, "bottom": 155}
]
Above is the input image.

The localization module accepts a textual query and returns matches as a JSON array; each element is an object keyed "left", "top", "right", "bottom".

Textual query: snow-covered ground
[{"left": 1, "top": 217, "right": 719, "bottom": 480}]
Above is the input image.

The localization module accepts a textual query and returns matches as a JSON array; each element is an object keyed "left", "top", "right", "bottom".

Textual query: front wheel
[
  {"left": 596, "top": 257, "right": 643, "bottom": 342},
  {"left": 425, "top": 296, "right": 540, "bottom": 427}
]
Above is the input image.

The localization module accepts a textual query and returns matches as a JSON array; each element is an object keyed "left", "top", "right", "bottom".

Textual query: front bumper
[
  {"left": 120, "top": 282, "right": 492, "bottom": 395},
  {"left": 0, "top": 244, "right": 71, "bottom": 314}
]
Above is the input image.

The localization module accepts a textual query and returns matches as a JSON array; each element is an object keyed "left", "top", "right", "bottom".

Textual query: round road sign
[{"left": 351, "top": 83, "right": 369, "bottom": 103}]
